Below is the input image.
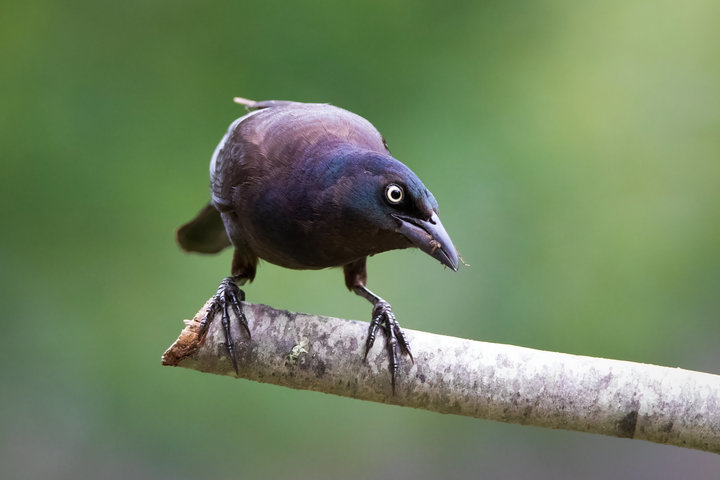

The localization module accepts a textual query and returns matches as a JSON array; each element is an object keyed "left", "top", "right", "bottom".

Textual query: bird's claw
[
  {"left": 198, "top": 277, "right": 249, "bottom": 375},
  {"left": 364, "top": 301, "right": 413, "bottom": 392}
]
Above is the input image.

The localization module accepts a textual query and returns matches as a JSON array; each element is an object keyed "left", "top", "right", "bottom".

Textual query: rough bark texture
[{"left": 162, "top": 300, "right": 720, "bottom": 454}]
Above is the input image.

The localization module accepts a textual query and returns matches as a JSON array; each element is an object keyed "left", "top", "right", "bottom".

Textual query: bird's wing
[
  {"left": 210, "top": 101, "right": 389, "bottom": 209},
  {"left": 209, "top": 110, "right": 263, "bottom": 210}
]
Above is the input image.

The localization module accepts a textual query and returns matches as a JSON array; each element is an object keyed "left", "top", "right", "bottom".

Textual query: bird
[{"left": 177, "top": 97, "right": 458, "bottom": 390}]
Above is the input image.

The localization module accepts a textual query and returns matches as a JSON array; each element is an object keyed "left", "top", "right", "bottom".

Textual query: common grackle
[{"left": 177, "top": 97, "right": 458, "bottom": 390}]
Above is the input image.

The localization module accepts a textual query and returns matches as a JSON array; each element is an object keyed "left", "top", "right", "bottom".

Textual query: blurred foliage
[{"left": 1, "top": 0, "right": 719, "bottom": 478}]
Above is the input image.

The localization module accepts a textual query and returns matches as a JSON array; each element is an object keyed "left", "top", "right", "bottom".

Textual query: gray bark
[{"left": 162, "top": 299, "right": 720, "bottom": 454}]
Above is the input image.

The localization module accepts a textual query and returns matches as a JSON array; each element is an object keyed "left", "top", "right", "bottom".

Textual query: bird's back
[{"left": 210, "top": 102, "right": 388, "bottom": 210}]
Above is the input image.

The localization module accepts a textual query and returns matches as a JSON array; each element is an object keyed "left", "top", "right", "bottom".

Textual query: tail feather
[
  {"left": 233, "top": 97, "right": 303, "bottom": 111},
  {"left": 177, "top": 203, "right": 231, "bottom": 254}
]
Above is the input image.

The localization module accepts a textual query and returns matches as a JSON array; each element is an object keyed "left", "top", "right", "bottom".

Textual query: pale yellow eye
[{"left": 385, "top": 184, "right": 404, "bottom": 204}]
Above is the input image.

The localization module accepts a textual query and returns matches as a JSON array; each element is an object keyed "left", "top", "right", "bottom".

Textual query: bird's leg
[
  {"left": 198, "top": 275, "right": 250, "bottom": 375},
  {"left": 353, "top": 285, "right": 414, "bottom": 392}
]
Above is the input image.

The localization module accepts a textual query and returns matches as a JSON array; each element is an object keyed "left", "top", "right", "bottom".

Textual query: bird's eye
[{"left": 385, "top": 184, "right": 404, "bottom": 204}]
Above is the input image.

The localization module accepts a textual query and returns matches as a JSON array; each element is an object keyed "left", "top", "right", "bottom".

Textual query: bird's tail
[
  {"left": 177, "top": 203, "right": 231, "bottom": 254},
  {"left": 233, "top": 97, "right": 300, "bottom": 111}
]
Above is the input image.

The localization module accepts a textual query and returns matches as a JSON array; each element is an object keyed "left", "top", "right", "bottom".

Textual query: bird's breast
[{"left": 238, "top": 185, "right": 407, "bottom": 270}]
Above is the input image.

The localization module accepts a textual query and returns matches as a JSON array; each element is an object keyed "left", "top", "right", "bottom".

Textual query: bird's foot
[
  {"left": 198, "top": 277, "right": 250, "bottom": 375},
  {"left": 364, "top": 301, "right": 414, "bottom": 392}
]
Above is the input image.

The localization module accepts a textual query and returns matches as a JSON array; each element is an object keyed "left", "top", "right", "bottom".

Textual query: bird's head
[{"left": 327, "top": 149, "right": 459, "bottom": 271}]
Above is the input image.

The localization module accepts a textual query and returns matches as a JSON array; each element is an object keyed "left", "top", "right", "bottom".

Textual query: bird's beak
[{"left": 393, "top": 212, "right": 459, "bottom": 271}]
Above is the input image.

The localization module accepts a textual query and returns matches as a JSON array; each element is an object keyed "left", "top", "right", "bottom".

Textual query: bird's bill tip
[{"left": 394, "top": 212, "right": 459, "bottom": 271}]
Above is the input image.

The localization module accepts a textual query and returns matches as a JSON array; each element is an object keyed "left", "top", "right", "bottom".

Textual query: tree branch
[{"left": 162, "top": 299, "right": 720, "bottom": 454}]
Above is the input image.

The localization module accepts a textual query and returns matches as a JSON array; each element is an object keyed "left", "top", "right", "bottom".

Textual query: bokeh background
[{"left": 2, "top": 0, "right": 719, "bottom": 478}]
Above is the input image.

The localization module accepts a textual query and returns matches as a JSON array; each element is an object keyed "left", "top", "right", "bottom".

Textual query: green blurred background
[{"left": 2, "top": 0, "right": 719, "bottom": 478}]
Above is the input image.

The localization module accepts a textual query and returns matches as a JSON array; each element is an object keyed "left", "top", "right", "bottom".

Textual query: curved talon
[
  {"left": 386, "top": 321, "right": 399, "bottom": 391},
  {"left": 229, "top": 288, "right": 250, "bottom": 338},
  {"left": 364, "top": 309, "right": 383, "bottom": 360},
  {"left": 220, "top": 293, "right": 239, "bottom": 374},
  {"left": 199, "top": 300, "right": 220, "bottom": 340},
  {"left": 394, "top": 323, "right": 414, "bottom": 364}
]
